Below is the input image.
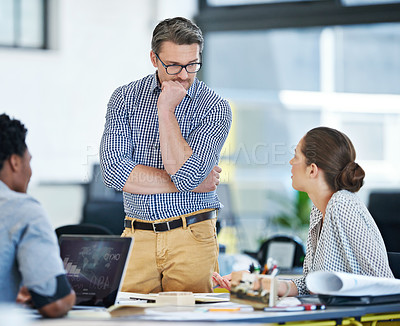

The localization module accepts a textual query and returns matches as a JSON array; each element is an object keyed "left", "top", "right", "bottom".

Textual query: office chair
[
  {"left": 245, "top": 235, "right": 305, "bottom": 271},
  {"left": 55, "top": 223, "right": 113, "bottom": 239},
  {"left": 81, "top": 164, "right": 125, "bottom": 235},
  {"left": 388, "top": 252, "right": 400, "bottom": 279},
  {"left": 85, "top": 164, "right": 122, "bottom": 202},
  {"left": 82, "top": 200, "right": 125, "bottom": 235},
  {"left": 368, "top": 192, "right": 400, "bottom": 252}
]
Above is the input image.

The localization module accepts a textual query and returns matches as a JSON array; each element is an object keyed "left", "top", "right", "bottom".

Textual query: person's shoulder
[
  {"left": 123, "top": 74, "right": 154, "bottom": 89},
  {"left": 112, "top": 74, "right": 155, "bottom": 97},
  {"left": 1, "top": 185, "right": 39, "bottom": 206},
  {"left": 193, "top": 80, "right": 231, "bottom": 119},
  {"left": 328, "top": 190, "right": 365, "bottom": 217},
  {"left": 0, "top": 190, "right": 50, "bottom": 240},
  {"left": 195, "top": 79, "right": 229, "bottom": 105},
  {"left": 2, "top": 189, "right": 46, "bottom": 220},
  {"left": 331, "top": 190, "right": 359, "bottom": 205}
]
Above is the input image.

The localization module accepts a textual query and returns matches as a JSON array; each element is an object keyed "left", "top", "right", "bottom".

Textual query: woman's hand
[
  {"left": 212, "top": 272, "right": 232, "bottom": 291},
  {"left": 212, "top": 270, "right": 251, "bottom": 291}
]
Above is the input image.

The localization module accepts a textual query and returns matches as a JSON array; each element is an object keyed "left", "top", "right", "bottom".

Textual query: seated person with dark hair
[{"left": 0, "top": 113, "right": 75, "bottom": 318}]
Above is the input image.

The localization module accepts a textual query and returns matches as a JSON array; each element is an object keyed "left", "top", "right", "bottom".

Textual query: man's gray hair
[{"left": 151, "top": 17, "right": 204, "bottom": 55}]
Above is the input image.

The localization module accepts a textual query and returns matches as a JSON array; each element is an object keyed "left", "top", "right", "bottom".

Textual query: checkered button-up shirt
[
  {"left": 100, "top": 73, "right": 232, "bottom": 221},
  {"left": 293, "top": 190, "right": 394, "bottom": 295}
]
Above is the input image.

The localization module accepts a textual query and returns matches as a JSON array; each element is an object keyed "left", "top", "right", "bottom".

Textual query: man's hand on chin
[{"left": 158, "top": 80, "right": 187, "bottom": 113}]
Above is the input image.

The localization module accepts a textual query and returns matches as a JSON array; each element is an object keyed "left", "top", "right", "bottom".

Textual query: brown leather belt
[{"left": 123, "top": 210, "right": 216, "bottom": 233}]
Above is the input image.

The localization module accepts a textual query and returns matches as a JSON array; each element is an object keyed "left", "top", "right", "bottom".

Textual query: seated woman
[{"left": 213, "top": 127, "right": 394, "bottom": 296}]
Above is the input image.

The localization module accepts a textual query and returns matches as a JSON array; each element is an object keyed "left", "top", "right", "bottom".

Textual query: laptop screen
[{"left": 59, "top": 235, "right": 132, "bottom": 308}]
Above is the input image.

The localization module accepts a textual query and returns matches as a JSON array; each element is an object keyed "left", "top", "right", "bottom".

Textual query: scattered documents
[
  {"left": 108, "top": 303, "right": 159, "bottom": 318},
  {"left": 110, "top": 292, "right": 230, "bottom": 317}
]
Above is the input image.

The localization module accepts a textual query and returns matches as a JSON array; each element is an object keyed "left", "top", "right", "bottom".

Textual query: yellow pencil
[{"left": 208, "top": 307, "right": 241, "bottom": 312}]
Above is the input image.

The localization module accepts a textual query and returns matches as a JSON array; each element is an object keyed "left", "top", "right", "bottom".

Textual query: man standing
[
  {"left": 100, "top": 17, "right": 232, "bottom": 293},
  {"left": 0, "top": 114, "right": 75, "bottom": 317}
]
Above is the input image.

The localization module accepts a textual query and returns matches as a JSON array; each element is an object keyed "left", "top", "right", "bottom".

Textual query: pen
[
  {"left": 264, "top": 306, "right": 305, "bottom": 312},
  {"left": 264, "top": 304, "right": 326, "bottom": 312}
]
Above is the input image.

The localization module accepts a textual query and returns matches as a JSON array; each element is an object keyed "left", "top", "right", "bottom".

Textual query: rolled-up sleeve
[
  {"left": 100, "top": 87, "right": 137, "bottom": 191},
  {"left": 292, "top": 276, "right": 309, "bottom": 295},
  {"left": 170, "top": 100, "right": 232, "bottom": 192}
]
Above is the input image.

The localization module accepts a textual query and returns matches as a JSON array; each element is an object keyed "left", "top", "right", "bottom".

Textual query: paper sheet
[
  {"left": 306, "top": 271, "right": 400, "bottom": 296},
  {"left": 116, "top": 291, "right": 229, "bottom": 304}
]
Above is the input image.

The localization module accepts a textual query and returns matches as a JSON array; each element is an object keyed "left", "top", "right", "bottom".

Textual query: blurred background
[{"left": 1, "top": 0, "right": 399, "bottom": 255}]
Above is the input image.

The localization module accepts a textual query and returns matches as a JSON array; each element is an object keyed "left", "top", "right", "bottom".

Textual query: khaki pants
[{"left": 121, "top": 209, "right": 219, "bottom": 293}]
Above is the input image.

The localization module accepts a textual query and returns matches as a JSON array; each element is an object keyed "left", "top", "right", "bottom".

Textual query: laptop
[{"left": 59, "top": 235, "right": 133, "bottom": 308}]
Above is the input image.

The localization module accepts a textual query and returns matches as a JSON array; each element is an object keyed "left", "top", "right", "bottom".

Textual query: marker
[
  {"left": 270, "top": 267, "right": 279, "bottom": 277},
  {"left": 302, "top": 304, "right": 326, "bottom": 311},
  {"left": 261, "top": 263, "right": 269, "bottom": 274},
  {"left": 249, "top": 263, "right": 255, "bottom": 273}
]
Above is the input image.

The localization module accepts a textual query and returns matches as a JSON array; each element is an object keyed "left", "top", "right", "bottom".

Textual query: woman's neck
[{"left": 308, "top": 186, "right": 334, "bottom": 219}]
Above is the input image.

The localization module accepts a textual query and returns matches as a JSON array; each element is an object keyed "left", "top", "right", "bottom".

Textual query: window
[
  {"left": 196, "top": 0, "right": 400, "bottom": 252},
  {"left": 0, "top": 0, "right": 47, "bottom": 48}
]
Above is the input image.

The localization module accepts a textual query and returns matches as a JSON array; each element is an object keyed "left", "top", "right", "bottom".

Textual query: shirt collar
[
  {"left": 151, "top": 72, "right": 160, "bottom": 93},
  {"left": 309, "top": 191, "right": 341, "bottom": 230},
  {"left": 151, "top": 72, "right": 198, "bottom": 100},
  {"left": 309, "top": 205, "right": 323, "bottom": 231},
  {"left": 0, "top": 180, "right": 11, "bottom": 193},
  {"left": 186, "top": 78, "right": 198, "bottom": 99}
]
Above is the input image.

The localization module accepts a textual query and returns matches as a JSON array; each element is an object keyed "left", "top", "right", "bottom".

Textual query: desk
[{"left": 29, "top": 302, "right": 400, "bottom": 326}]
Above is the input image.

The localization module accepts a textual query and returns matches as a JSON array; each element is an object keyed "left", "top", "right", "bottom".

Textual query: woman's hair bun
[{"left": 334, "top": 161, "right": 365, "bottom": 193}]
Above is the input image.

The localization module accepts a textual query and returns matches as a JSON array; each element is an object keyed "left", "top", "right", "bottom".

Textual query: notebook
[{"left": 59, "top": 235, "right": 133, "bottom": 308}]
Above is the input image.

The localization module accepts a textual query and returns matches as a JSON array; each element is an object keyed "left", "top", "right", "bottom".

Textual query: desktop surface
[{"left": 23, "top": 292, "right": 400, "bottom": 325}]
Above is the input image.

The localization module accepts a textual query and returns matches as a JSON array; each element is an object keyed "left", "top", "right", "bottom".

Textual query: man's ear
[
  {"left": 8, "top": 154, "right": 21, "bottom": 173},
  {"left": 150, "top": 50, "right": 158, "bottom": 68}
]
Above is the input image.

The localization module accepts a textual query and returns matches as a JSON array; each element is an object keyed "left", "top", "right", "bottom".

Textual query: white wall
[
  {"left": 0, "top": 0, "right": 197, "bottom": 227},
  {"left": 0, "top": 0, "right": 197, "bottom": 184}
]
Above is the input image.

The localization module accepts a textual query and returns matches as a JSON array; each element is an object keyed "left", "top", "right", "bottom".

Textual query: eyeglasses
[{"left": 155, "top": 53, "right": 202, "bottom": 75}]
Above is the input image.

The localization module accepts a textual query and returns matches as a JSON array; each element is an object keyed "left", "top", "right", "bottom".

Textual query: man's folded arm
[
  {"left": 100, "top": 88, "right": 230, "bottom": 195},
  {"left": 122, "top": 165, "right": 178, "bottom": 194},
  {"left": 170, "top": 101, "right": 232, "bottom": 192}
]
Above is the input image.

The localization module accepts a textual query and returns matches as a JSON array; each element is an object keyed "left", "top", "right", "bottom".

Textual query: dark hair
[
  {"left": 0, "top": 113, "right": 28, "bottom": 170},
  {"left": 301, "top": 127, "right": 365, "bottom": 192},
  {"left": 151, "top": 17, "right": 204, "bottom": 55}
]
